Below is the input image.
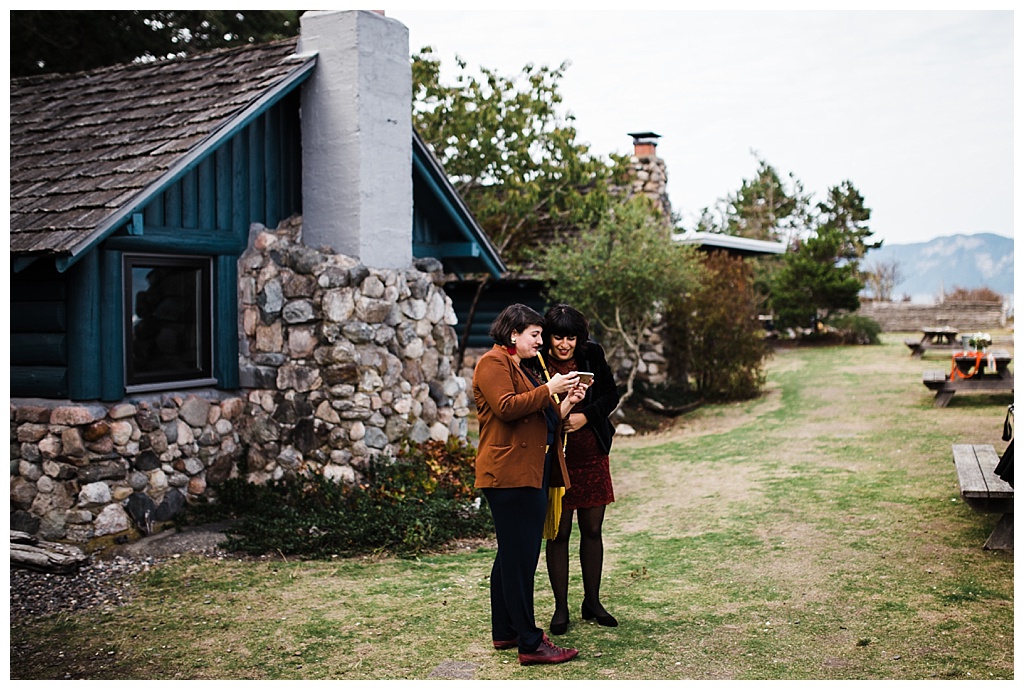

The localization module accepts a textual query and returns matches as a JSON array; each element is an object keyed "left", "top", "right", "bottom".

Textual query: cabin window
[{"left": 123, "top": 254, "right": 214, "bottom": 391}]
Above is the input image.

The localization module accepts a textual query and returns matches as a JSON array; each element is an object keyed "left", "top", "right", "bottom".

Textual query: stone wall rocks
[{"left": 10, "top": 392, "right": 246, "bottom": 542}]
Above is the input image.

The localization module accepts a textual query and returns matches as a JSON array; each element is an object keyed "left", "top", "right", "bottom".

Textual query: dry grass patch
[{"left": 10, "top": 335, "right": 1013, "bottom": 680}]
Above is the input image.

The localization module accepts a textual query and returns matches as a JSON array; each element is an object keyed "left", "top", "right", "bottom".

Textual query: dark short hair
[
  {"left": 543, "top": 304, "right": 590, "bottom": 349},
  {"left": 489, "top": 303, "right": 544, "bottom": 347}
]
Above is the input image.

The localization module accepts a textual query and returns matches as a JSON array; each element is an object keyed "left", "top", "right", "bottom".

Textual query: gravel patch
[
  {"left": 9, "top": 522, "right": 238, "bottom": 623},
  {"left": 9, "top": 522, "right": 491, "bottom": 623},
  {"left": 9, "top": 556, "right": 158, "bottom": 621}
]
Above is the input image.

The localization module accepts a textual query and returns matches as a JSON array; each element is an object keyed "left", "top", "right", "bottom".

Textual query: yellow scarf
[{"left": 538, "top": 351, "right": 566, "bottom": 540}]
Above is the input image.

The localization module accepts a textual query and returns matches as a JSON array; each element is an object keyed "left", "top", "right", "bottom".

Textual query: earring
[{"left": 507, "top": 339, "right": 517, "bottom": 356}]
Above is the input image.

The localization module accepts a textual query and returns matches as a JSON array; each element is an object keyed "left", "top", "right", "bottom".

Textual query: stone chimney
[
  {"left": 627, "top": 131, "right": 671, "bottom": 220},
  {"left": 298, "top": 10, "right": 413, "bottom": 268}
]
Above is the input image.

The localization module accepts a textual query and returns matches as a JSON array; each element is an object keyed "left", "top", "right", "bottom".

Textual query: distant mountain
[{"left": 863, "top": 233, "right": 1013, "bottom": 303}]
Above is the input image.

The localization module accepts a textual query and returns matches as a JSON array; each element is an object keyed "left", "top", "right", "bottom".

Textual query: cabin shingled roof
[{"left": 10, "top": 37, "right": 314, "bottom": 259}]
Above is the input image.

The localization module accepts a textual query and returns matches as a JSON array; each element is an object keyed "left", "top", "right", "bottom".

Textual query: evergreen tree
[
  {"left": 696, "top": 154, "right": 810, "bottom": 246},
  {"left": 814, "top": 180, "right": 880, "bottom": 259},
  {"left": 771, "top": 181, "right": 877, "bottom": 329}
]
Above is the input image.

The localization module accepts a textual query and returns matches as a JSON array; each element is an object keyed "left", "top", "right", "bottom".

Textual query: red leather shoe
[
  {"left": 492, "top": 638, "right": 518, "bottom": 650},
  {"left": 518, "top": 634, "right": 579, "bottom": 666}
]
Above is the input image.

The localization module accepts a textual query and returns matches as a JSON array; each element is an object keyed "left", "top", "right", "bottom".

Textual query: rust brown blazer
[{"left": 473, "top": 345, "right": 571, "bottom": 490}]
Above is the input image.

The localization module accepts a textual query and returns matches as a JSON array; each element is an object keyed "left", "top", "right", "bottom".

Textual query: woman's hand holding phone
[{"left": 547, "top": 371, "right": 579, "bottom": 397}]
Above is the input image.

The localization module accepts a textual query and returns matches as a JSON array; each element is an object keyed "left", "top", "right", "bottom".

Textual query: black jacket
[{"left": 533, "top": 341, "right": 620, "bottom": 455}]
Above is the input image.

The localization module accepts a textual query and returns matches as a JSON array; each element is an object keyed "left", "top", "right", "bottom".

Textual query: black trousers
[{"left": 482, "top": 450, "right": 552, "bottom": 653}]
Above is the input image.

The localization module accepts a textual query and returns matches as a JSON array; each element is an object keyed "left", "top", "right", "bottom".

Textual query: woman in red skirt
[{"left": 537, "top": 304, "right": 620, "bottom": 635}]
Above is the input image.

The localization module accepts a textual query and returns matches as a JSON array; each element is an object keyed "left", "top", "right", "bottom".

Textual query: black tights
[{"left": 546, "top": 503, "right": 610, "bottom": 624}]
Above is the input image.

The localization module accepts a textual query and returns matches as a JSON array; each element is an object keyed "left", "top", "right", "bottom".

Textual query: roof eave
[
  {"left": 412, "top": 129, "right": 506, "bottom": 278},
  {"left": 671, "top": 231, "right": 787, "bottom": 256}
]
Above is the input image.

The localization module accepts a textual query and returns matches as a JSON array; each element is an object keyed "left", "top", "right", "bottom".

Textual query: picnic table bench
[
  {"left": 905, "top": 327, "right": 959, "bottom": 358},
  {"left": 951, "top": 444, "right": 1013, "bottom": 551},
  {"left": 922, "top": 349, "right": 1013, "bottom": 407}
]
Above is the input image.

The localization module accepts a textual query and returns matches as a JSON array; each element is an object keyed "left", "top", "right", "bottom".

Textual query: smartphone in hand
[{"left": 575, "top": 372, "right": 594, "bottom": 385}]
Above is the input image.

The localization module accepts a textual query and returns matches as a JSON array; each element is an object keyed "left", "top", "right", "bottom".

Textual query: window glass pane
[{"left": 126, "top": 258, "right": 211, "bottom": 385}]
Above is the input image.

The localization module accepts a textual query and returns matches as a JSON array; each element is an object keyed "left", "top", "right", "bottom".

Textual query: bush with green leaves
[
  {"left": 824, "top": 313, "right": 882, "bottom": 345},
  {"left": 536, "top": 195, "right": 700, "bottom": 408},
  {"left": 188, "top": 438, "right": 492, "bottom": 559},
  {"left": 663, "top": 250, "right": 769, "bottom": 401}
]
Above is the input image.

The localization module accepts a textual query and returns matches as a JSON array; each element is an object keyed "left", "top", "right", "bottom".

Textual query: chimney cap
[{"left": 628, "top": 131, "right": 661, "bottom": 145}]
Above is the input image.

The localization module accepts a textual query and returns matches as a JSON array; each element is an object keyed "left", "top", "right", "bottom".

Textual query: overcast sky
[{"left": 387, "top": 7, "right": 1013, "bottom": 247}]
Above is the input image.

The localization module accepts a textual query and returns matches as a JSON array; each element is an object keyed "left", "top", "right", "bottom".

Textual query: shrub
[
  {"left": 942, "top": 286, "right": 1004, "bottom": 304},
  {"left": 535, "top": 195, "right": 701, "bottom": 408},
  {"left": 663, "top": 251, "right": 769, "bottom": 401},
  {"left": 187, "top": 438, "right": 492, "bottom": 559},
  {"left": 633, "top": 379, "right": 702, "bottom": 412},
  {"left": 825, "top": 313, "right": 882, "bottom": 345}
]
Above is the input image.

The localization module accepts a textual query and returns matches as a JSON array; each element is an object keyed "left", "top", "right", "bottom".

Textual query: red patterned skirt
[
  {"left": 562, "top": 426, "right": 615, "bottom": 511},
  {"left": 550, "top": 357, "right": 614, "bottom": 510}
]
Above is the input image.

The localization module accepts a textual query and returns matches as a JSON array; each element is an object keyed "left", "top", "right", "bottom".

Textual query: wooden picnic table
[
  {"left": 905, "top": 326, "right": 959, "bottom": 358},
  {"left": 922, "top": 349, "right": 1014, "bottom": 407},
  {"left": 951, "top": 444, "right": 1013, "bottom": 551}
]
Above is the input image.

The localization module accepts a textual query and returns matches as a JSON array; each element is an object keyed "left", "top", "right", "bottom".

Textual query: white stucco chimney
[{"left": 298, "top": 10, "right": 413, "bottom": 268}]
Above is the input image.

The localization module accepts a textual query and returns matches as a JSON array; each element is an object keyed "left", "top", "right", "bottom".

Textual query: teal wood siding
[
  {"left": 214, "top": 255, "right": 240, "bottom": 389},
  {"left": 412, "top": 175, "right": 485, "bottom": 279},
  {"left": 11, "top": 93, "right": 303, "bottom": 401},
  {"left": 11, "top": 262, "right": 69, "bottom": 397},
  {"left": 444, "top": 279, "right": 549, "bottom": 348},
  {"left": 104, "top": 91, "right": 302, "bottom": 256},
  {"left": 99, "top": 249, "right": 125, "bottom": 402},
  {"left": 67, "top": 251, "right": 103, "bottom": 400}
]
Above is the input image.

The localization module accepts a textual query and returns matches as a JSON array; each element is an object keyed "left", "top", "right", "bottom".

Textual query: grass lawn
[{"left": 9, "top": 334, "right": 1014, "bottom": 680}]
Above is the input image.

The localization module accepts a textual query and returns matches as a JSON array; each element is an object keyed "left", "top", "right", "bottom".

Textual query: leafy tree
[
  {"left": 12, "top": 11, "right": 156, "bottom": 77},
  {"left": 535, "top": 196, "right": 701, "bottom": 407},
  {"left": 412, "top": 48, "right": 632, "bottom": 368},
  {"left": 863, "top": 258, "right": 904, "bottom": 301},
  {"left": 770, "top": 181, "right": 877, "bottom": 329},
  {"left": 10, "top": 10, "right": 301, "bottom": 77},
  {"left": 412, "top": 48, "right": 625, "bottom": 267},
  {"left": 664, "top": 251, "right": 769, "bottom": 401}
]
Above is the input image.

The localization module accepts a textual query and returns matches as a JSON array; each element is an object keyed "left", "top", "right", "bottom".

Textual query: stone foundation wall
[
  {"left": 10, "top": 393, "right": 245, "bottom": 540},
  {"left": 10, "top": 217, "right": 471, "bottom": 544}
]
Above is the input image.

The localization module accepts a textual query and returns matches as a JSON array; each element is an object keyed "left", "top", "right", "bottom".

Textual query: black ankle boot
[
  {"left": 550, "top": 610, "right": 570, "bottom": 635},
  {"left": 581, "top": 600, "right": 618, "bottom": 627}
]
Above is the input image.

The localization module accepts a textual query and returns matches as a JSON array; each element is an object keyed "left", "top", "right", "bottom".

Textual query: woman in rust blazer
[{"left": 473, "top": 303, "right": 586, "bottom": 666}]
